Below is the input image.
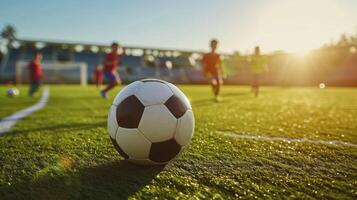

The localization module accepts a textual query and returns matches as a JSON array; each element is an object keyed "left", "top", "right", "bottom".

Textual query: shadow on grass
[
  {"left": 0, "top": 160, "right": 164, "bottom": 199},
  {"left": 191, "top": 92, "right": 250, "bottom": 106},
  {"left": 7, "top": 121, "right": 106, "bottom": 135},
  {"left": 220, "top": 91, "right": 250, "bottom": 98}
]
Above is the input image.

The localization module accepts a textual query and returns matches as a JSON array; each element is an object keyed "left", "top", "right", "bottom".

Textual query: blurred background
[{"left": 0, "top": 0, "right": 356, "bottom": 86}]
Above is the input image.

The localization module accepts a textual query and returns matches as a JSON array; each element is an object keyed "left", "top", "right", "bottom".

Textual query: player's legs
[
  {"left": 29, "top": 82, "right": 35, "bottom": 96},
  {"left": 211, "top": 75, "right": 223, "bottom": 101},
  {"left": 29, "top": 80, "right": 40, "bottom": 97},
  {"left": 101, "top": 72, "right": 120, "bottom": 98},
  {"left": 254, "top": 87, "right": 258, "bottom": 97},
  {"left": 210, "top": 76, "right": 218, "bottom": 96},
  {"left": 255, "top": 75, "right": 260, "bottom": 97},
  {"left": 96, "top": 79, "right": 99, "bottom": 88},
  {"left": 96, "top": 77, "right": 103, "bottom": 88},
  {"left": 114, "top": 72, "right": 122, "bottom": 85},
  {"left": 99, "top": 77, "right": 103, "bottom": 88},
  {"left": 252, "top": 74, "right": 259, "bottom": 97},
  {"left": 216, "top": 76, "right": 223, "bottom": 97},
  {"left": 216, "top": 76, "right": 223, "bottom": 101}
]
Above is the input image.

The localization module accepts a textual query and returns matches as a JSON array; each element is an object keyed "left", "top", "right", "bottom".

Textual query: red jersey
[
  {"left": 202, "top": 52, "right": 221, "bottom": 76},
  {"left": 103, "top": 51, "right": 118, "bottom": 72},
  {"left": 94, "top": 68, "right": 103, "bottom": 81},
  {"left": 28, "top": 60, "right": 43, "bottom": 81}
]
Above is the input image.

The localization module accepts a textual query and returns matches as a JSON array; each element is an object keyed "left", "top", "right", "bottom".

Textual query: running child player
[
  {"left": 101, "top": 42, "right": 122, "bottom": 98},
  {"left": 250, "top": 46, "right": 267, "bottom": 97},
  {"left": 202, "top": 39, "right": 224, "bottom": 102},
  {"left": 28, "top": 52, "right": 43, "bottom": 97}
]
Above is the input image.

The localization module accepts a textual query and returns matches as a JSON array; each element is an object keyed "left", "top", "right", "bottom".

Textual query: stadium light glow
[
  {"left": 118, "top": 48, "right": 124, "bottom": 55},
  {"left": 173, "top": 51, "right": 181, "bottom": 57},
  {"left": 125, "top": 49, "right": 131, "bottom": 55},
  {"left": 131, "top": 49, "right": 143, "bottom": 56},
  {"left": 74, "top": 45, "right": 84, "bottom": 52},
  {"left": 11, "top": 41, "right": 21, "bottom": 49},
  {"left": 165, "top": 51, "right": 172, "bottom": 57},
  {"left": 145, "top": 49, "right": 152, "bottom": 55},
  {"left": 35, "top": 42, "right": 45, "bottom": 49},
  {"left": 191, "top": 53, "right": 202, "bottom": 60},
  {"left": 146, "top": 55, "right": 155, "bottom": 62},
  {"left": 152, "top": 50, "right": 159, "bottom": 56},
  {"left": 90, "top": 46, "right": 99, "bottom": 53},
  {"left": 104, "top": 47, "right": 111, "bottom": 53}
]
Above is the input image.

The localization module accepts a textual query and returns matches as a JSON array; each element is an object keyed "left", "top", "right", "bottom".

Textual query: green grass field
[
  {"left": 0, "top": 85, "right": 356, "bottom": 199},
  {"left": 0, "top": 86, "right": 40, "bottom": 119}
]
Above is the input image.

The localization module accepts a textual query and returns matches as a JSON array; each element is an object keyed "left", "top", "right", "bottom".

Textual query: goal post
[{"left": 16, "top": 61, "right": 88, "bottom": 86}]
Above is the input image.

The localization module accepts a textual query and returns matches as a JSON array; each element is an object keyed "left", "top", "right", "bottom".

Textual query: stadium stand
[
  {"left": 0, "top": 39, "right": 207, "bottom": 84},
  {"left": 1, "top": 38, "right": 356, "bottom": 85}
]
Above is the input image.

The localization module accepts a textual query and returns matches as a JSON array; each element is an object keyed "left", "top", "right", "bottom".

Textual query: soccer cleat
[{"left": 100, "top": 91, "right": 108, "bottom": 99}]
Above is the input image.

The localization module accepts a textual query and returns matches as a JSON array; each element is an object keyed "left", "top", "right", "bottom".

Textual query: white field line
[
  {"left": 219, "top": 131, "right": 357, "bottom": 148},
  {"left": 0, "top": 87, "right": 50, "bottom": 135}
]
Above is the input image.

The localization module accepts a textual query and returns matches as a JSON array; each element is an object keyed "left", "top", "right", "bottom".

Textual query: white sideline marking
[
  {"left": 219, "top": 131, "right": 357, "bottom": 148},
  {"left": 0, "top": 87, "right": 50, "bottom": 135}
]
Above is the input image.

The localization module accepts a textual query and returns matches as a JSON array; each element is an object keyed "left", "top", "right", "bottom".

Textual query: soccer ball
[
  {"left": 7, "top": 88, "right": 20, "bottom": 97},
  {"left": 108, "top": 79, "right": 194, "bottom": 165}
]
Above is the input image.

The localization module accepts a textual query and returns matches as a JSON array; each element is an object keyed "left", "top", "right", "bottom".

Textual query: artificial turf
[
  {"left": 0, "top": 85, "right": 356, "bottom": 199},
  {"left": 0, "top": 86, "right": 41, "bottom": 119}
]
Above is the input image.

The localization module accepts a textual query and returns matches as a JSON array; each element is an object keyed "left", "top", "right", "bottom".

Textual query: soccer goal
[{"left": 16, "top": 61, "right": 88, "bottom": 86}]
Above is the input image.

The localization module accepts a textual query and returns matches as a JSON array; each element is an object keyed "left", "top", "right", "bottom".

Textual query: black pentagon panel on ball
[
  {"left": 116, "top": 95, "right": 145, "bottom": 128},
  {"left": 149, "top": 139, "right": 181, "bottom": 163},
  {"left": 110, "top": 138, "right": 129, "bottom": 159},
  {"left": 164, "top": 95, "right": 187, "bottom": 118}
]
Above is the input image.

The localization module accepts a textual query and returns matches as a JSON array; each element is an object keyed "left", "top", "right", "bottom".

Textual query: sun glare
[{"left": 247, "top": 0, "right": 354, "bottom": 53}]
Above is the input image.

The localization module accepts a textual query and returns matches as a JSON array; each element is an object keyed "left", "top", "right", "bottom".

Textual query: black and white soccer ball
[
  {"left": 108, "top": 79, "right": 195, "bottom": 165},
  {"left": 7, "top": 88, "right": 20, "bottom": 97}
]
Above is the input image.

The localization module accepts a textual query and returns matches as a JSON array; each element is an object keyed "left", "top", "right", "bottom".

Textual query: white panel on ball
[
  {"left": 138, "top": 105, "right": 177, "bottom": 142},
  {"left": 112, "top": 81, "right": 144, "bottom": 106},
  {"left": 135, "top": 82, "right": 173, "bottom": 106},
  {"left": 107, "top": 105, "right": 119, "bottom": 139},
  {"left": 116, "top": 127, "right": 152, "bottom": 159},
  {"left": 174, "top": 110, "right": 195, "bottom": 146},
  {"left": 166, "top": 82, "right": 192, "bottom": 109}
]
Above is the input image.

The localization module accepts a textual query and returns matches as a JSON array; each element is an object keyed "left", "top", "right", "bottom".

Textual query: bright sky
[{"left": 0, "top": 0, "right": 356, "bottom": 53}]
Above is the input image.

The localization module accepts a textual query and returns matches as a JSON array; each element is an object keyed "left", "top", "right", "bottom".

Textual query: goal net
[{"left": 16, "top": 61, "right": 88, "bottom": 86}]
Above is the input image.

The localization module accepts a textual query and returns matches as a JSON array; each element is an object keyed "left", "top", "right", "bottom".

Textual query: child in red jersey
[
  {"left": 100, "top": 42, "right": 122, "bottom": 98},
  {"left": 93, "top": 65, "right": 103, "bottom": 88},
  {"left": 202, "top": 39, "right": 224, "bottom": 101},
  {"left": 28, "top": 52, "right": 43, "bottom": 97}
]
